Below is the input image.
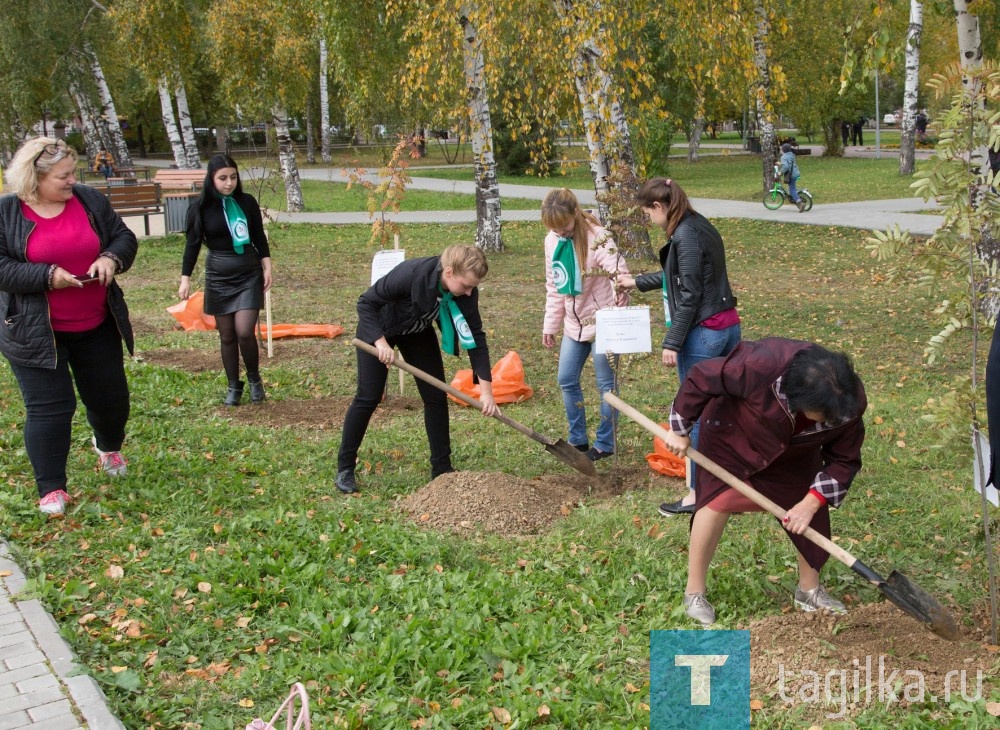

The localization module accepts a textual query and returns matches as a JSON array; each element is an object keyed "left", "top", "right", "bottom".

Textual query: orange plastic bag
[
  {"left": 166, "top": 291, "right": 216, "bottom": 331},
  {"left": 645, "top": 423, "right": 687, "bottom": 478},
  {"left": 259, "top": 324, "right": 344, "bottom": 339},
  {"left": 449, "top": 350, "right": 534, "bottom": 405}
]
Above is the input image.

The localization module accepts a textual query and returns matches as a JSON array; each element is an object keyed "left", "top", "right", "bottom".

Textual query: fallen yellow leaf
[
  {"left": 197, "top": 582, "right": 212, "bottom": 594},
  {"left": 750, "top": 699, "right": 764, "bottom": 711},
  {"left": 492, "top": 707, "right": 511, "bottom": 723},
  {"left": 238, "top": 698, "right": 254, "bottom": 708}
]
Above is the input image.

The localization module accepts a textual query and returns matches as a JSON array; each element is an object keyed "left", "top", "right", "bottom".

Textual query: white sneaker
[
  {"left": 38, "top": 490, "right": 70, "bottom": 515},
  {"left": 683, "top": 592, "right": 716, "bottom": 625},
  {"left": 794, "top": 585, "right": 846, "bottom": 614},
  {"left": 93, "top": 437, "right": 127, "bottom": 477}
]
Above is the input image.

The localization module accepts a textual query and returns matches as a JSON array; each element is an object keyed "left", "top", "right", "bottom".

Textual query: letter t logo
[{"left": 675, "top": 654, "right": 729, "bottom": 705}]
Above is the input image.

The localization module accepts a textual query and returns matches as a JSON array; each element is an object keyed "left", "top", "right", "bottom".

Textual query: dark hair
[
  {"left": 783, "top": 345, "right": 861, "bottom": 422},
  {"left": 187, "top": 154, "right": 244, "bottom": 241},
  {"left": 781, "top": 142, "right": 792, "bottom": 153},
  {"left": 636, "top": 178, "right": 695, "bottom": 238}
]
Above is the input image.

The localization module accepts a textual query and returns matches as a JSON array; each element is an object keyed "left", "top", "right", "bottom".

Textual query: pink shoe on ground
[
  {"left": 92, "top": 436, "right": 127, "bottom": 477},
  {"left": 38, "top": 490, "right": 70, "bottom": 515}
]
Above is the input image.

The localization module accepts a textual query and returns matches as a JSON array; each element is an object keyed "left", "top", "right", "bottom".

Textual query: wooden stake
[{"left": 265, "top": 289, "right": 273, "bottom": 359}]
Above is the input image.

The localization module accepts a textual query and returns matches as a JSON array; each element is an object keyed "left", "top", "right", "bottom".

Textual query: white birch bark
[
  {"left": 271, "top": 103, "right": 304, "bottom": 212},
  {"left": 158, "top": 77, "right": 188, "bottom": 169},
  {"left": 752, "top": 0, "right": 778, "bottom": 190},
  {"left": 954, "top": 0, "right": 985, "bottom": 171},
  {"left": 899, "top": 0, "right": 923, "bottom": 176},
  {"left": 174, "top": 80, "right": 202, "bottom": 169},
  {"left": 570, "top": 49, "right": 611, "bottom": 224},
  {"left": 319, "top": 37, "right": 331, "bottom": 163},
  {"left": 85, "top": 44, "right": 132, "bottom": 169},
  {"left": 68, "top": 80, "right": 102, "bottom": 163},
  {"left": 460, "top": 8, "right": 503, "bottom": 253}
]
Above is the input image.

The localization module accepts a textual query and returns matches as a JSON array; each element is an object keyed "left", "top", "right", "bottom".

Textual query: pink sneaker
[
  {"left": 39, "top": 490, "right": 70, "bottom": 515},
  {"left": 92, "top": 437, "right": 127, "bottom": 477}
]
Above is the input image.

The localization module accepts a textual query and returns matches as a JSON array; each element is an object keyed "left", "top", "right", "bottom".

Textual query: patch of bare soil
[
  {"left": 748, "top": 601, "right": 998, "bottom": 719},
  {"left": 221, "top": 396, "right": 423, "bottom": 430},
  {"left": 139, "top": 347, "right": 220, "bottom": 373},
  {"left": 399, "top": 468, "right": 659, "bottom": 537}
]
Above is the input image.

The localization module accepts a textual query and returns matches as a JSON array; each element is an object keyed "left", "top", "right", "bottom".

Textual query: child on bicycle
[{"left": 778, "top": 143, "right": 805, "bottom": 212}]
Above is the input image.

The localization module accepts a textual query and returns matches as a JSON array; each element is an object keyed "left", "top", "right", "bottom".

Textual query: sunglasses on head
[{"left": 32, "top": 140, "right": 69, "bottom": 167}]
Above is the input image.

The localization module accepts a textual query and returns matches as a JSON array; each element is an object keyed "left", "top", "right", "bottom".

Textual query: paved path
[{"left": 0, "top": 541, "right": 124, "bottom": 729}]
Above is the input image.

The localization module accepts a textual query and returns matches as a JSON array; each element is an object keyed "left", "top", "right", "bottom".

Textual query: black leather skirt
[{"left": 203, "top": 249, "right": 263, "bottom": 315}]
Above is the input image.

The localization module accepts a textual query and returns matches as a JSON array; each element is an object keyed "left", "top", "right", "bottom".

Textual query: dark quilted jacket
[{"left": 0, "top": 184, "right": 137, "bottom": 368}]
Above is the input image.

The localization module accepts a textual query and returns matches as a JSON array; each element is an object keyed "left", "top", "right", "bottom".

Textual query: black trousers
[
  {"left": 338, "top": 327, "right": 452, "bottom": 477},
  {"left": 7, "top": 317, "right": 130, "bottom": 498}
]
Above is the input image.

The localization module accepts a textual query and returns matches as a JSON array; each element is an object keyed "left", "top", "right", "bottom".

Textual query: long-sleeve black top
[{"left": 182, "top": 192, "right": 269, "bottom": 276}]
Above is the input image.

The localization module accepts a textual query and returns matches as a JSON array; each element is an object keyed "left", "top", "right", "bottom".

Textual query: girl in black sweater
[{"left": 179, "top": 155, "right": 272, "bottom": 405}]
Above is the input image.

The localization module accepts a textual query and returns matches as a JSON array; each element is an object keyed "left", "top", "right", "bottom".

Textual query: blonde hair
[
  {"left": 541, "top": 188, "right": 602, "bottom": 264},
  {"left": 440, "top": 244, "right": 488, "bottom": 279},
  {"left": 5, "top": 137, "right": 79, "bottom": 204}
]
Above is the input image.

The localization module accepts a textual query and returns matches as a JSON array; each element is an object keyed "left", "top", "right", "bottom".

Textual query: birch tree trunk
[
  {"left": 158, "top": 77, "right": 189, "bottom": 169},
  {"left": 688, "top": 88, "right": 706, "bottom": 163},
  {"left": 68, "top": 80, "right": 102, "bottom": 163},
  {"left": 459, "top": 9, "right": 503, "bottom": 253},
  {"left": 319, "top": 37, "right": 331, "bottom": 164},
  {"left": 954, "top": 0, "right": 985, "bottom": 171},
  {"left": 305, "top": 105, "right": 316, "bottom": 164},
  {"left": 271, "top": 103, "right": 304, "bottom": 212},
  {"left": 752, "top": 0, "right": 778, "bottom": 190},
  {"left": 174, "top": 81, "right": 202, "bottom": 169},
  {"left": 899, "top": 0, "right": 923, "bottom": 176},
  {"left": 85, "top": 44, "right": 133, "bottom": 169}
]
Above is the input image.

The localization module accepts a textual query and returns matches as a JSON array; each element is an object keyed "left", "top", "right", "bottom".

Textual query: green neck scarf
[
  {"left": 552, "top": 237, "right": 583, "bottom": 295},
  {"left": 219, "top": 193, "right": 250, "bottom": 254},
  {"left": 661, "top": 240, "right": 672, "bottom": 327},
  {"left": 438, "top": 287, "right": 476, "bottom": 356}
]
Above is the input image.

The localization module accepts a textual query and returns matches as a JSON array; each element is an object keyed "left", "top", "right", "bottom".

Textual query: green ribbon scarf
[
  {"left": 661, "top": 260, "right": 672, "bottom": 328},
  {"left": 438, "top": 290, "right": 476, "bottom": 356},
  {"left": 220, "top": 194, "right": 251, "bottom": 254},
  {"left": 551, "top": 237, "right": 583, "bottom": 295}
]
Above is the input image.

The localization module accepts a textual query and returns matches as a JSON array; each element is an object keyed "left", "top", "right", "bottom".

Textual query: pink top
[
  {"left": 22, "top": 197, "right": 107, "bottom": 332},
  {"left": 543, "top": 225, "right": 630, "bottom": 343}
]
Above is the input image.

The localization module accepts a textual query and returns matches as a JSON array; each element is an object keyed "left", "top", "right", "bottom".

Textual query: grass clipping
[{"left": 400, "top": 470, "right": 612, "bottom": 536}]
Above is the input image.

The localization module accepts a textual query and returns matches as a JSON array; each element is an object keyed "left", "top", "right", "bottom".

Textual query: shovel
[
  {"left": 604, "top": 392, "right": 961, "bottom": 641},
  {"left": 353, "top": 338, "right": 597, "bottom": 477}
]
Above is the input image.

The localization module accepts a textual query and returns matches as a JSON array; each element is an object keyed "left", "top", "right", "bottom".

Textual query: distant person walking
[
  {"left": 840, "top": 121, "right": 850, "bottom": 148},
  {"left": 915, "top": 111, "right": 928, "bottom": 143},
  {"left": 851, "top": 117, "right": 866, "bottom": 146}
]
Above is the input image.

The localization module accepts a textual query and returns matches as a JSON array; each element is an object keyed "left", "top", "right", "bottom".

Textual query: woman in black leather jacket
[
  {"left": 0, "top": 137, "right": 137, "bottom": 515},
  {"left": 618, "top": 178, "right": 741, "bottom": 515}
]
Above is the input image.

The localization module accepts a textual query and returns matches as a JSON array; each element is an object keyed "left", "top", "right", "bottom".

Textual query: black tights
[{"left": 215, "top": 310, "right": 260, "bottom": 383}]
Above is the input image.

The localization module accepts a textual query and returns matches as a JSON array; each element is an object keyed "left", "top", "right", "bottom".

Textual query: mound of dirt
[
  {"left": 399, "top": 469, "right": 651, "bottom": 536},
  {"left": 140, "top": 347, "right": 219, "bottom": 373},
  {"left": 747, "top": 601, "right": 995, "bottom": 718}
]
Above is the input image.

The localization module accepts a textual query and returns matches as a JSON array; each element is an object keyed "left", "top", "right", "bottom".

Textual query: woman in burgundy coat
[{"left": 660, "top": 338, "right": 867, "bottom": 625}]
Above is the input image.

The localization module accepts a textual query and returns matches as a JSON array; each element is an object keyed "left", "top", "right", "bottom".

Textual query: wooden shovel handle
[
  {"left": 603, "top": 392, "right": 859, "bottom": 569},
  {"left": 351, "top": 338, "right": 549, "bottom": 444}
]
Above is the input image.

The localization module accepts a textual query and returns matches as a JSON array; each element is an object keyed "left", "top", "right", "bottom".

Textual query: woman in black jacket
[
  {"left": 0, "top": 137, "right": 137, "bottom": 515},
  {"left": 618, "top": 178, "right": 741, "bottom": 515},
  {"left": 179, "top": 154, "right": 272, "bottom": 406},
  {"left": 336, "top": 245, "right": 499, "bottom": 494}
]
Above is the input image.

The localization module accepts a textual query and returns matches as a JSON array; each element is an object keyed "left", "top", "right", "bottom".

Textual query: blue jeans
[
  {"left": 676, "top": 323, "right": 742, "bottom": 488},
  {"left": 789, "top": 177, "right": 801, "bottom": 203},
  {"left": 558, "top": 336, "right": 617, "bottom": 453}
]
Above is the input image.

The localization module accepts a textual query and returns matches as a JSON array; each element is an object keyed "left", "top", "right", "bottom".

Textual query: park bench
[
  {"left": 153, "top": 168, "right": 205, "bottom": 192},
  {"left": 103, "top": 182, "right": 163, "bottom": 236}
]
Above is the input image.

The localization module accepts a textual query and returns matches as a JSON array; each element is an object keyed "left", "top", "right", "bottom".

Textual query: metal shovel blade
[
  {"left": 882, "top": 570, "right": 962, "bottom": 641},
  {"left": 544, "top": 440, "right": 597, "bottom": 477}
]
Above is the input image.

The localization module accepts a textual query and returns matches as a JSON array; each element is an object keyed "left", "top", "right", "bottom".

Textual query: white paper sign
[
  {"left": 596, "top": 306, "right": 652, "bottom": 354},
  {"left": 972, "top": 430, "right": 999, "bottom": 507},
  {"left": 371, "top": 249, "right": 406, "bottom": 285}
]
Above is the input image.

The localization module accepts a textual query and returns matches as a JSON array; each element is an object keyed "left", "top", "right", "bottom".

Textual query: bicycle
[{"left": 763, "top": 165, "right": 813, "bottom": 211}]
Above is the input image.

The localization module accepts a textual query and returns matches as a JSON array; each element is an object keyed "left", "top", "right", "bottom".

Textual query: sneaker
[
  {"left": 794, "top": 585, "right": 846, "bottom": 614},
  {"left": 658, "top": 499, "right": 695, "bottom": 517},
  {"left": 38, "top": 490, "right": 70, "bottom": 515},
  {"left": 92, "top": 437, "right": 127, "bottom": 477},
  {"left": 336, "top": 469, "right": 358, "bottom": 494},
  {"left": 683, "top": 592, "right": 716, "bottom": 625},
  {"left": 585, "top": 447, "right": 614, "bottom": 462}
]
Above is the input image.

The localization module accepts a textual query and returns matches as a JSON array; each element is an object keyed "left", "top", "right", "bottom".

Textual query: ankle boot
[
  {"left": 247, "top": 376, "right": 266, "bottom": 403},
  {"left": 224, "top": 381, "right": 244, "bottom": 406}
]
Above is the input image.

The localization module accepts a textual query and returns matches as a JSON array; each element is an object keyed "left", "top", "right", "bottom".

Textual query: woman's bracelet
[{"left": 46, "top": 264, "right": 57, "bottom": 290}]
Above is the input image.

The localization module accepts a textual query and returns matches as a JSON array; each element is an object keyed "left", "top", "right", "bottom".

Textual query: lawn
[{"left": 0, "top": 217, "right": 997, "bottom": 728}]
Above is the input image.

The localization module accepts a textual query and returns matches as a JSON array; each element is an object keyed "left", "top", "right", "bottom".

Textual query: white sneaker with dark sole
[{"left": 794, "top": 585, "right": 846, "bottom": 614}]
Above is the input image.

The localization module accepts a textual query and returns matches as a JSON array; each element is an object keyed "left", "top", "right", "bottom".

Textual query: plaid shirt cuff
[
  {"left": 668, "top": 406, "right": 696, "bottom": 437},
  {"left": 811, "top": 471, "right": 846, "bottom": 508}
]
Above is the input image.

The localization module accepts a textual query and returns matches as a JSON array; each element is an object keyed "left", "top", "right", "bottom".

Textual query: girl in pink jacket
[{"left": 541, "top": 189, "right": 630, "bottom": 461}]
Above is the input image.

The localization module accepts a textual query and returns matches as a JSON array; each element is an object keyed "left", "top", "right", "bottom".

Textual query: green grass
[
  {"left": 0, "top": 219, "right": 997, "bottom": 728},
  {"left": 406, "top": 154, "right": 928, "bottom": 203},
  {"left": 252, "top": 178, "right": 541, "bottom": 213}
]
